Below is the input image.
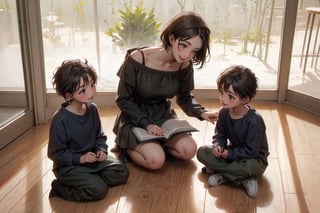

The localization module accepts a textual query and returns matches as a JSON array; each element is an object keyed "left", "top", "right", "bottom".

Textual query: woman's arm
[
  {"left": 115, "top": 57, "right": 153, "bottom": 129},
  {"left": 176, "top": 66, "right": 208, "bottom": 119}
]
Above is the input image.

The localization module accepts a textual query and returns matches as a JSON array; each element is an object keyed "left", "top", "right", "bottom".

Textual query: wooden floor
[{"left": 0, "top": 101, "right": 320, "bottom": 213}]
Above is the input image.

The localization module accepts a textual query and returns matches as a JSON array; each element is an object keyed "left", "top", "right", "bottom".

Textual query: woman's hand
[
  {"left": 201, "top": 111, "right": 219, "bottom": 123},
  {"left": 146, "top": 124, "right": 164, "bottom": 135}
]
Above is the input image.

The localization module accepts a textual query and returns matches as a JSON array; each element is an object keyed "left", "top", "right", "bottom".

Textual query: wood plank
[
  {"left": 257, "top": 158, "right": 285, "bottom": 213},
  {"left": 0, "top": 145, "right": 51, "bottom": 212},
  {"left": 1, "top": 102, "right": 320, "bottom": 212},
  {"left": 117, "top": 164, "right": 159, "bottom": 213},
  {"left": 271, "top": 103, "right": 296, "bottom": 194},
  {"left": 205, "top": 183, "right": 256, "bottom": 213},
  {"left": 284, "top": 193, "right": 300, "bottom": 213},
  {"left": 176, "top": 160, "right": 206, "bottom": 213}
]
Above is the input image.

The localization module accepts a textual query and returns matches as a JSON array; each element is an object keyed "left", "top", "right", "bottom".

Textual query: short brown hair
[
  {"left": 160, "top": 12, "right": 211, "bottom": 68},
  {"left": 217, "top": 65, "right": 258, "bottom": 100},
  {"left": 52, "top": 59, "right": 97, "bottom": 99}
]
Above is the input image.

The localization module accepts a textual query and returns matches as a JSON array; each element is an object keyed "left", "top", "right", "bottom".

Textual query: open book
[{"left": 132, "top": 119, "right": 199, "bottom": 141}]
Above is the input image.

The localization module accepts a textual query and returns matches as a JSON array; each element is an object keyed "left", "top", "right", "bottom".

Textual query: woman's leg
[
  {"left": 127, "top": 141, "right": 165, "bottom": 170},
  {"left": 165, "top": 133, "right": 197, "bottom": 160}
]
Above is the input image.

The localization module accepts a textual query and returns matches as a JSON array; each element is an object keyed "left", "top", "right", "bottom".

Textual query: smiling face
[
  {"left": 70, "top": 75, "right": 96, "bottom": 104},
  {"left": 219, "top": 84, "right": 245, "bottom": 109},
  {"left": 160, "top": 12, "right": 211, "bottom": 68},
  {"left": 170, "top": 35, "right": 202, "bottom": 63}
]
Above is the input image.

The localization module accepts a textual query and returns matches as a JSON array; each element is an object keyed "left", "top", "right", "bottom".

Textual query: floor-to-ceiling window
[
  {"left": 289, "top": 0, "right": 320, "bottom": 99},
  {"left": 40, "top": 0, "right": 284, "bottom": 93},
  {"left": 2, "top": 0, "right": 320, "bottom": 149},
  {"left": 0, "top": 0, "right": 27, "bottom": 125},
  {"left": 0, "top": 0, "right": 35, "bottom": 148}
]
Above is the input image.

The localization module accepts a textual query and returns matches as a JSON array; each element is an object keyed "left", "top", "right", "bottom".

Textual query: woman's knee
[
  {"left": 129, "top": 143, "right": 166, "bottom": 170},
  {"left": 179, "top": 142, "right": 197, "bottom": 160},
  {"left": 167, "top": 135, "right": 197, "bottom": 160},
  {"left": 144, "top": 152, "right": 166, "bottom": 170}
]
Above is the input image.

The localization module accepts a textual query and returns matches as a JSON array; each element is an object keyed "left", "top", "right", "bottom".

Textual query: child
[
  {"left": 48, "top": 59, "right": 129, "bottom": 202},
  {"left": 197, "top": 65, "right": 269, "bottom": 198}
]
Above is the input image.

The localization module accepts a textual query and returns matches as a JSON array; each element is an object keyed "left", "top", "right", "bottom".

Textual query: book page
[
  {"left": 132, "top": 119, "right": 198, "bottom": 141},
  {"left": 132, "top": 127, "right": 166, "bottom": 141},
  {"left": 162, "top": 119, "right": 198, "bottom": 137}
]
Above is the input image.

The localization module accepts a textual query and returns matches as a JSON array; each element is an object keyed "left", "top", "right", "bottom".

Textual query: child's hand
[
  {"left": 96, "top": 150, "right": 107, "bottom": 161},
  {"left": 221, "top": 149, "right": 228, "bottom": 159},
  {"left": 212, "top": 146, "right": 225, "bottom": 158},
  {"left": 80, "top": 152, "right": 98, "bottom": 163}
]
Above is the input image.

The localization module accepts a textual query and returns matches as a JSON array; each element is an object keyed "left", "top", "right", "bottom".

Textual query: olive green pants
[
  {"left": 53, "top": 156, "right": 129, "bottom": 202},
  {"left": 197, "top": 145, "right": 267, "bottom": 185}
]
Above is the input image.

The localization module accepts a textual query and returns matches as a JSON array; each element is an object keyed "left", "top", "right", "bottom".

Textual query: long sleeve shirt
[
  {"left": 48, "top": 103, "right": 107, "bottom": 167},
  {"left": 214, "top": 105, "right": 269, "bottom": 164}
]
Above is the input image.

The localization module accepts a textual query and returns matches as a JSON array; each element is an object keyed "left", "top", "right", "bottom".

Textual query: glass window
[
  {"left": 40, "top": 0, "right": 283, "bottom": 92},
  {"left": 289, "top": 1, "right": 320, "bottom": 99},
  {"left": 0, "top": 0, "right": 27, "bottom": 128}
]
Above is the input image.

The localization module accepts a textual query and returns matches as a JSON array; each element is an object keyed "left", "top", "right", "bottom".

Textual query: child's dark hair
[
  {"left": 160, "top": 12, "right": 211, "bottom": 68},
  {"left": 217, "top": 65, "right": 258, "bottom": 100},
  {"left": 52, "top": 59, "right": 97, "bottom": 99}
]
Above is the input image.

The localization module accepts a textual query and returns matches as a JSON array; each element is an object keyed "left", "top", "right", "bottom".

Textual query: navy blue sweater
[
  {"left": 48, "top": 103, "right": 108, "bottom": 167},
  {"left": 214, "top": 105, "right": 269, "bottom": 164}
]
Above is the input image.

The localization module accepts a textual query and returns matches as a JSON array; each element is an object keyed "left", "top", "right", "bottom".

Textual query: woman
[{"left": 113, "top": 12, "right": 217, "bottom": 170}]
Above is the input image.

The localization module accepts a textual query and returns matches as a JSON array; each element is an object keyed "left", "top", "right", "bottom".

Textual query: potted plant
[{"left": 105, "top": 2, "right": 161, "bottom": 51}]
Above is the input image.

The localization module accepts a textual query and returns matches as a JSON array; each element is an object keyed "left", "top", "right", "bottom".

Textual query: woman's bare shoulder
[
  {"left": 130, "top": 47, "right": 160, "bottom": 62},
  {"left": 129, "top": 49, "right": 143, "bottom": 64}
]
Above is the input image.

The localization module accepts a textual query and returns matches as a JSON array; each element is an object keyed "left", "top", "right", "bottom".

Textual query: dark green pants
[
  {"left": 197, "top": 145, "right": 267, "bottom": 185},
  {"left": 53, "top": 156, "right": 129, "bottom": 202}
]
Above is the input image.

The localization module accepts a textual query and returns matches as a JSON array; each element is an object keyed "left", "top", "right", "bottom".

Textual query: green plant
[{"left": 105, "top": 4, "right": 161, "bottom": 48}]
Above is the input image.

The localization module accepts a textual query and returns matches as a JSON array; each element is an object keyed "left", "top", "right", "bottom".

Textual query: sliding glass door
[{"left": 0, "top": 0, "right": 35, "bottom": 149}]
